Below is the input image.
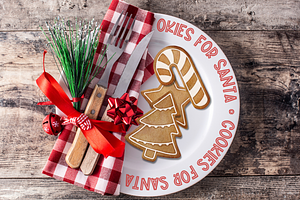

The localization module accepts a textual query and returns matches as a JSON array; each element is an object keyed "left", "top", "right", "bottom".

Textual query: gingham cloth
[{"left": 42, "top": 0, "right": 155, "bottom": 195}]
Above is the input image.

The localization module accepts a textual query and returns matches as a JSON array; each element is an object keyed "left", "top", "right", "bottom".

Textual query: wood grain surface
[{"left": 0, "top": 0, "right": 299, "bottom": 199}]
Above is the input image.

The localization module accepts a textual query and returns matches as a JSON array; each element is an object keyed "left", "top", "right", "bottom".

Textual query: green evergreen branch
[{"left": 41, "top": 17, "right": 108, "bottom": 111}]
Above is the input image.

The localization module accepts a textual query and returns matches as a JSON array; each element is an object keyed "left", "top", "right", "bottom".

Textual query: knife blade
[
  {"left": 112, "top": 31, "right": 154, "bottom": 98},
  {"left": 80, "top": 31, "right": 154, "bottom": 175}
]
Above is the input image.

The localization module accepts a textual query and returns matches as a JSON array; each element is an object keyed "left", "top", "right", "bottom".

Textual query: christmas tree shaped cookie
[
  {"left": 125, "top": 92, "right": 181, "bottom": 162},
  {"left": 142, "top": 81, "right": 190, "bottom": 129},
  {"left": 126, "top": 45, "right": 211, "bottom": 162}
]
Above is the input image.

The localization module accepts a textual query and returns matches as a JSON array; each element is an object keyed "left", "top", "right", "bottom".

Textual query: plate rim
[{"left": 120, "top": 13, "right": 240, "bottom": 197}]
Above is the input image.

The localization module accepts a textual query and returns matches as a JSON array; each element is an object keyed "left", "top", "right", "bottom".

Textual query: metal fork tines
[{"left": 98, "top": 12, "right": 136, "bottom": 88}]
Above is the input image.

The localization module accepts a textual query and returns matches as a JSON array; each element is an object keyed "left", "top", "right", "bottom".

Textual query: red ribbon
[
  {"left": 36, "top": 51, "right": 126, "bottom": 158},
  {"left": 107, "top": 93, "right": 143, "bottom": 131},
  {"left": 37, "top": 95, "right": 84, "bottom": 105}
]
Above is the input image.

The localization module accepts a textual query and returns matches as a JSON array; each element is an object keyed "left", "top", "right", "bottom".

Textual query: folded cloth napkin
[{"left": 42, "top": 0, "right": 155, "bottom": 195}]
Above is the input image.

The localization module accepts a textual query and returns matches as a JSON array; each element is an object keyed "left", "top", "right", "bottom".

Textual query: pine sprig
[{"left": 41, "top": 17, "right": 107, "bottom": 111}]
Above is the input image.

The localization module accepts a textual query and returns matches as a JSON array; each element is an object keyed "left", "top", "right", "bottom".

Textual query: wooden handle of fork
[
  {"left": 80, "top": 105, "right": 112, "bottom": 175},
  {"left": 65, "top": 85, "right": 107, "bottom": 168}
]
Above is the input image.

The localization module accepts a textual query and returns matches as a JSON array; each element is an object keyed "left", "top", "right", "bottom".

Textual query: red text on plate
[
  {"left": 194, "top": 34, "right": 219, "bottom": 59},
  {"left": 173, "top": 165, "right": 199, "bottom": 186},
  {"left": 197, "top": 120, "right": 235, "bottom": 171},
  {"left": 214, "top": 59, "right": 238, "bottom": 103},
  {"left": 157, "top": 18, "right": 195, "bottom": 42},
  {"left": 125, "top": 174, "right": 169, "bottom": 191}
]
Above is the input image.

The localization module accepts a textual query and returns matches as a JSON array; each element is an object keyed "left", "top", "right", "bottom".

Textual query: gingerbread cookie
[
  {"left": 125, "top": 92, "right": 181, "bottom": 162},
  {"left": 126, "top": 46, "right": 210, "bottom": 162},
  {"left": 154, "top": 46, "right": 210, "bottom": 109},
  {"left": 142, "top": 81, "right": 190, "bottom": 129}
]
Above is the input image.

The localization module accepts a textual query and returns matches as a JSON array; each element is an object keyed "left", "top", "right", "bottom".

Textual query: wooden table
[{"left": 1, "top": 0, "right": 299, "bottom": 199}]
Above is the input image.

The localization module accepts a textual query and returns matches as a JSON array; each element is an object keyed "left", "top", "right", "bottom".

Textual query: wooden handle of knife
[
  {"left": 65, "top": 85, "right": 107, "bottom": 168},
  {"left": 80, "top": 105, "right": 112, "bottom": 175}
]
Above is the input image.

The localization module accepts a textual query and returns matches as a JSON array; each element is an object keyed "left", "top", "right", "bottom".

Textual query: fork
[
  {"left": 65, "top": 12, "right": 136, "bottom": 169},
  {"left": 98, "top": 11, "right": 136, "bottom": 90}
]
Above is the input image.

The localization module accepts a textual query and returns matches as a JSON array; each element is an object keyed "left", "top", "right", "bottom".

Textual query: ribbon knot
[
  {"left": 62, "top": 113, "right": 92, "bottom": 131},
  {"left": 36, "top": 51, "right": 126, "bottom": 158}
]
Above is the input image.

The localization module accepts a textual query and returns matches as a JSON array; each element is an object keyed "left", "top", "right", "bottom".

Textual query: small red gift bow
[
  {"left": 107, "top": 93, "right": 143, "bottom": 131},
  {"left": 36, "top": 51, "right": 126, "bottom": 158}
]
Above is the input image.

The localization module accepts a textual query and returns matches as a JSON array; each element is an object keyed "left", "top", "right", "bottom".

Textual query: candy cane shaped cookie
[{"left": 154, "top": 46, "right": 210, "bottom": 109}]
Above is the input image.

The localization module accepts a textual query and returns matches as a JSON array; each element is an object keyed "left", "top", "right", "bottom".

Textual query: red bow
[
  {"left": 107, "top": 93, "right": 143, "bottom": 131},
  {"left": 36, "top": 51, "right": 126, "bottom": 158},
  {"left": 61, "top": 113, "right": 92, "bottom": 131}
]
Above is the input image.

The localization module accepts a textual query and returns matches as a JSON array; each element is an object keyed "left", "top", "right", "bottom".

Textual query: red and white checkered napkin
[{"left": 42, "top": 0, "right": 155, "bottom": 195}]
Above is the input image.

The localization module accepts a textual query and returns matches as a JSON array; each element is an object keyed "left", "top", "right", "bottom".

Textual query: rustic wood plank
[
  {"left": 0, "top": 31, "right": 58, "bottom": 178},
  {"left": 148, "top": 0, "right": 300, "bottom": 31},
  {"left": 0, "top": 0, "right": 299, "bottom": 31},
  {"left": 207, "top": 30, "right": 300, "bottom": 176},
  {"left": 1, "top": 0, "right": 300, "bottom": 198},
  {"left": 1, "top": 30, "right": 300, "bottom": 179},
  {"left": 0, "top": 0, "right": 299, "bottom": 198},
  {"left": 0, "top": 176, "right": 299, "bottom": 199}
]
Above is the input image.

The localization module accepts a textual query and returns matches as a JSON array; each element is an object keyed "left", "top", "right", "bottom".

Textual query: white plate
[{"left": 120, "top": 13, "right": 240, "bottom": 196}]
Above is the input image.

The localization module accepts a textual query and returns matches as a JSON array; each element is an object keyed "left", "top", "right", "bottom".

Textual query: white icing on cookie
[
  {"left": 154, "top": 46, "right": 210, "bottom": 109},
  {"left": 127, "top": 93, "right": 181, "bottom": 160}
]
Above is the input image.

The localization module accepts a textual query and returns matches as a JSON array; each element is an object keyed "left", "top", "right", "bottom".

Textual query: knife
[
  {"left": 65, "top": 12, "right": 131, "bottom": 169},
  {"left": 80, "top": 31, "right": 154, "bottom": 175}
]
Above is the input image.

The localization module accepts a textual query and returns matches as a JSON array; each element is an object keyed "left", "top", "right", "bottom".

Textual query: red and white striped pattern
[
  {"left": 76, "top": 114, "right": 91, "bottom": 131},
  {"left": 42, "top": 0, "right": 155, "bottom": 196},
  {"left": 62, "top": 114, "right": 92, "bottom": 131},
  {"left": 154, "top": 46, "right": 210, "bottom": 109}
]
